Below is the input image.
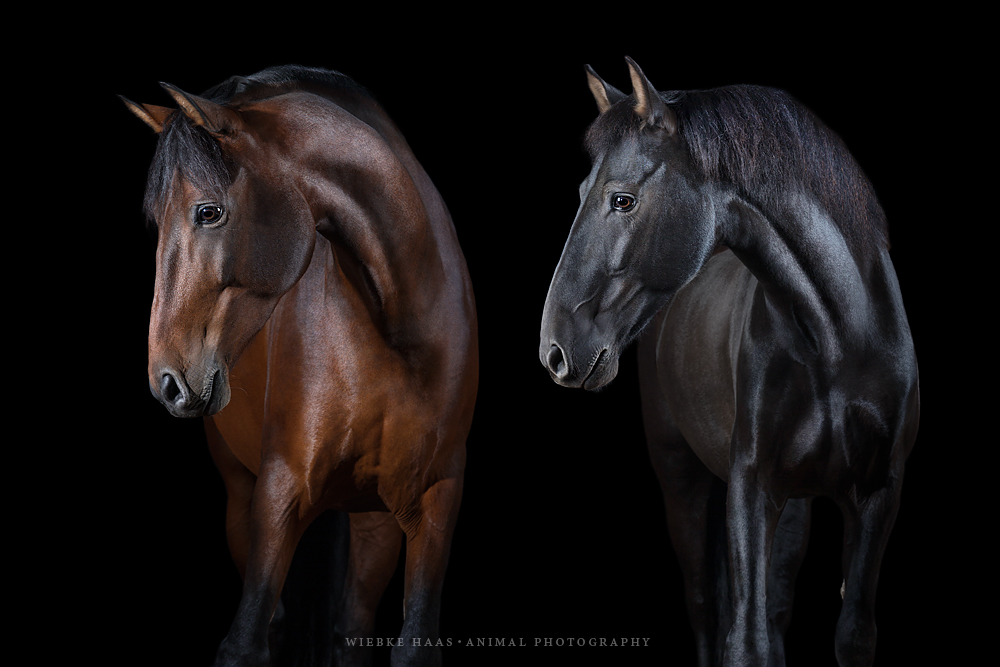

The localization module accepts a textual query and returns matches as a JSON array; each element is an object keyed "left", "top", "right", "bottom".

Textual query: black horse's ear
[
  {"left": 586, "top": 64, "right": 626, "bottom": 114},
  {"left": 120, "top": 96, "right": 174, "bottom": 133},
  {"left": 159, "top": 83, "right": 241, "bottom": 137},
  {"left": 625, "top": 56, "right": 677, "bottom": 135}
]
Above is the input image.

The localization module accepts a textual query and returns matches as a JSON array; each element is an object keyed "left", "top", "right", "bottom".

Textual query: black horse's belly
[{"left": 653, "top": 250, "right": 757, "bottom": 481}]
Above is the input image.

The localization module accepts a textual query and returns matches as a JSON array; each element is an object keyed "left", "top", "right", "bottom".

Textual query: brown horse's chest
[
  {"left": 204, "top": 230, "right": 471, "bottom": 516},
  {"left": 208, "top": 325, "right": 270, "bottom": 474},
  {"left": 206, "top": 309, "right": 439, "bottom": 513}
]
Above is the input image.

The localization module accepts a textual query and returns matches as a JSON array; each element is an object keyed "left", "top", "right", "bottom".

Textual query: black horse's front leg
[
  {"left": 723, "top": 455, "right": 784, "bottom": 667},
  {"left": 765, "top": 497, "right": 812, "bottom": 667},
  {"left": 834, "top": 479, "right": 902, "bottom": 667},
  {"left": 638, "top": 324, "right": 732, "bottom": 667}
]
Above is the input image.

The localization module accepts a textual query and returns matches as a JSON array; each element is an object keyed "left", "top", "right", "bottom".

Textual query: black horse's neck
[{"left": 717, "top": 187, "right": 896, "bottom": 363}]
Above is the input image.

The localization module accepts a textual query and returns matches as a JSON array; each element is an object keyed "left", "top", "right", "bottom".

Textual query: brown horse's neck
[{"left": 262, "top": 93, "right": 464, "bottom": 352}]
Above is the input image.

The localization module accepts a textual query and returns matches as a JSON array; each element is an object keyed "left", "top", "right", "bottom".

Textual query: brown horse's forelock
[
  {"left": 584, "top": 85, "right": 889, "bottom": 256},
  {"left": 143, "top": 113, "right": 233, "bottom": 228},
  {"left": 141, "top": 66, "right": 371, "bottom": 232}
]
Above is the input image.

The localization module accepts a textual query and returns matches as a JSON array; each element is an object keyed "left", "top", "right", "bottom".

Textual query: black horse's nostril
[
  {"left": 160, "top": 371, "right": 183, "bottom": 405},
  {"left": 546, "top": 344, "right": 568, "bottom": 378}
]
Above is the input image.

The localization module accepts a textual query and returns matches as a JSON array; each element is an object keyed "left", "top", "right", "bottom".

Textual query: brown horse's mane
[
  {"left": 200, "top": 65, "right": 370, "bottom": 106},
  {"left": 585, "top": 85, "right": 889, "bottom": 257},
  {"left": 143, "top": 66, "right": 373, "bottom": 226}
]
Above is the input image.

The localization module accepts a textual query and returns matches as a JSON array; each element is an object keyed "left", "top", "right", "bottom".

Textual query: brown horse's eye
[
  {"left": 612, "top": 194, "right": 636, "bottom": 212},
  {"left": 196, "top": 204, "right": 224, "bottom": 224}
]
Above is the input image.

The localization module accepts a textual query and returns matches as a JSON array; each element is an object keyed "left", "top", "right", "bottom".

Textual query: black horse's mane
[
  {"left": 143, "top": 66, "right": 370, "bottom": 224},
  {"left": 585, "top": 85, "right": 889, "bottom": 255}
]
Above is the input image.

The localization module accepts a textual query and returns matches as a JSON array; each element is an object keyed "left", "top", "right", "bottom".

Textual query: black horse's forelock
[
  {"left": 143, "top": 112, "right": 233, "bottom": 226},
  {"left": 585, "top": 85, "right": 889, "bottom": 255}
]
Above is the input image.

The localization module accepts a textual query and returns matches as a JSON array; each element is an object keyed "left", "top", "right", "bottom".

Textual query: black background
[{"left": 42, "top": 15, "right": 977, "bottom": 667}]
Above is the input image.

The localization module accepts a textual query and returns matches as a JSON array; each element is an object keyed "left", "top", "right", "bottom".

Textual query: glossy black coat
[{"left": 540, "top": 58, "right": 919, "bottom": 667}]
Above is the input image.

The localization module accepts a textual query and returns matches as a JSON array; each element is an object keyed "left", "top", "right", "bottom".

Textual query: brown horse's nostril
[
  {"left": 546, "top": 344, "right": 568, "bottom": 378},
  {"left": 160, "top": 371, "right": 184, "bottom": 405}
]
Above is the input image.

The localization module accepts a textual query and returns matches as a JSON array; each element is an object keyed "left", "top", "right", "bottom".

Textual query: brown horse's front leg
[
  {"left": 391, "top": 476, "right": 463, "bottom": 667},
  {"left": 334, "top": 511, "right": 405, "bottom": 667},
  {"left": 214, "top": 458, "right": 309, "bottom": 667}
]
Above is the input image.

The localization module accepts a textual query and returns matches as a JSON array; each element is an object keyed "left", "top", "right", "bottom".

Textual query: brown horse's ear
[
  {"left": 625, "top": 56, "right": 677, "bottom": 135},
  {"left": 586, "top": 64, "right": 626, "bottom": 114},
  {"left": 119, "top": 96, "right": 174, "bottom": 133},
  {"left": 159, "top": 83, "right": 242, "bottom": 136}
]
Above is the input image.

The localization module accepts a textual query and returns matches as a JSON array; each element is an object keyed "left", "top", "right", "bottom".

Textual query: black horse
[{"left": 539, "top": 58, "right": 919, "bottom": 667}]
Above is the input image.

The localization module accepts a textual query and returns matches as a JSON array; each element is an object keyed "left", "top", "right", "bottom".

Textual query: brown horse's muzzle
[{"left": 149, "top": 358, "right": 231, "bottom": 418}]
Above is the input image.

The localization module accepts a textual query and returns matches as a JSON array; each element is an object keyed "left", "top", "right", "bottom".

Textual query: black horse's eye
[
  {"left": 612, "top": 194, "right": 636, "bottom": 212},
  {"left": 196, "top": 204, "right": 224, "bottom": 225}
]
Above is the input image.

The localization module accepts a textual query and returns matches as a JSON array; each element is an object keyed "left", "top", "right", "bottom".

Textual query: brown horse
[{"left": 122, "top": 66, "right": 478, "bottom": 667}]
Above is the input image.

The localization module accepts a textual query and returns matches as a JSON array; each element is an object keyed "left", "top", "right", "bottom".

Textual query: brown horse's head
[{"left": 124, "top": 85, "right": 316, "bottom": 417}]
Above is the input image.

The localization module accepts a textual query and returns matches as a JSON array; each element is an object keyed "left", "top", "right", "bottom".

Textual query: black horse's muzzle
[{"left": 539, "top": 335, "right": 619, "bottom": 391}]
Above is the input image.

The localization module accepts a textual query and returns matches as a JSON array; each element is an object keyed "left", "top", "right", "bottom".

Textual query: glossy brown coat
[{"left": 124, "top": 67, "right": 477, "bottom": 667}]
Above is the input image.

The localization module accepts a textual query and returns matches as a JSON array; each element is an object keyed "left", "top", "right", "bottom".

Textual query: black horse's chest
[{"left": 658, "top": 251, "right": 876, "bottom": 491}]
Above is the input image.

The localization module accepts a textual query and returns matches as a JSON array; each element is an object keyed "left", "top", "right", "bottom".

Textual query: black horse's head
[{"left": 539, "top": 58, "right": 717, "bottom": 390}]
